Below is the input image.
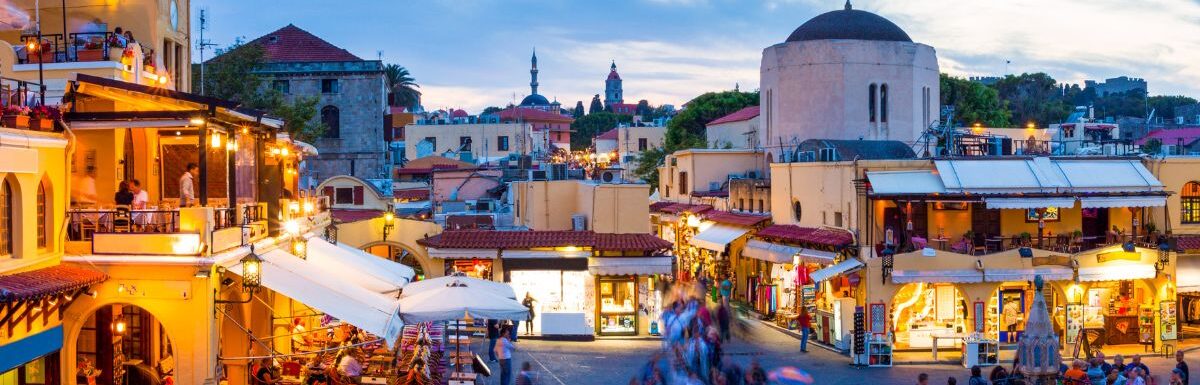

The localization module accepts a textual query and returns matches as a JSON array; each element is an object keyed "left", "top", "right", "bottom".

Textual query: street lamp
[
  {"left": 216, "top": 248, "right": 264, "bottom": 304},
  {"left": 382, "top": 211, "right": 395, "bottom": 240}
]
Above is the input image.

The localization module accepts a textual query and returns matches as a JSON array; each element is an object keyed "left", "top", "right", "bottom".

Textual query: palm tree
[{"left": 384, "top": 64, "right": 421, "bottom": 110}]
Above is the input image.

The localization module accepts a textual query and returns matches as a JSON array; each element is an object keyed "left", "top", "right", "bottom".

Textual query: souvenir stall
[
  {"left": 809, "top": 258, "right": 863, "bottom": 349},
  {"left": 890, "top": 282, "right": 969, "bottom": 349},
  {"left": 739, "top": 225, "right": 856, "bottom": 334},
  {"left": 588, "top": 254, "right": 674, "bottom": 336}
]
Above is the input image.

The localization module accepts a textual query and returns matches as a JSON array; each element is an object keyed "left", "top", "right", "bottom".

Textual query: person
[
  {"left": 304, "top": 355, "right": 328, "bottom": 385},
  {"left": 522, "top": 293, "right": 536, "bottom": 336},
  {"left": 123, "top": 30, "right": 136, "bottom": 45},
  {"left": 798, "top": 307, "right": 812, "bottom": 353},
  {"left": 337, "top": 348, "right": 362, "bottom": 384},
  {"left": 115, "top": 180, "right": 134, "bottom": 205},
  {"left": 179, "top": 163, "right": 197, "bottom": 207},
  {"left": 1178, "top": 350, "right": 1190, "bottom": 385},
  {"left": 495, "top": 328, "right": 516, "bottom": 385},
  {"left": 1113, "top": 355, "right": 1127, "bottom": 373},
  {"left": 110, "top": 27, "right": 127, "bottom": 47},
  {"left": 717, "top": 300, "right": 731, "bottom": 342},
  {"left": 71, "top": 166, "right": 98, "bottom": 206},
  {"left": 1130, "top": 355, "right": 1150, "bottom": 377},
  {"left": 947, "top": 378, "right": 957, "bottom": 385},
  {"left": 746, "top": 359, "right": 766, "bottom": 385},
  {"left": 515, "top": 361, "right": 536, "bottom": 385},
  {"left": 1127, "top": 367, "right": 1146, "bottom": 385},
  {"left": 1109, "top": 368, "right": 1128, "bottom": 385},
  {"left": 487, "top": 319, "right": 500, "bottom": 362},
  {"left": 130, "top": 179, "right": 149, "bottom": 209},
  {"left": 1088, "top": 358, "right": 1107, "bottom": 385},
  {"left": 252, "top": 358, "right": 277, "bottom": 385},
  {"left": 291, "top": 318, "right": 309, "bottom": 352},
  {"left": 989, "top": 366, "right": 1008, "bottom": 384},
  {"left": 968, "top": 365, "right": 988, "bottom": 385},
  {"left": 1096, "top": 352, "right": 1113, "bottom": 376},
  {"left": 917, "top": 372, "right": 929, "bottom": 385},
  {"left": 719, "top": 276, "right": 732, "bottom": 301},
  {"left": 1003, "top": 299, "right": 1022, "bottom": 343},
  {"left": 1064, "top": 360, "right": 1090, "bottom": 385},
  {"left": 1175, "top": 368, "right": 1188, "bottom": 385}
]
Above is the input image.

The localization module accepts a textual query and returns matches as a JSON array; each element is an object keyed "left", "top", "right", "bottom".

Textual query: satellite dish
[{"left": 415, "top": 139, "right": 434, "bottom": 158}]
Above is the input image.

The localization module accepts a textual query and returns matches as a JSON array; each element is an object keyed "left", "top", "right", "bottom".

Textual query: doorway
[
  {"left": 75, "top": 304, "right": 175, "bottom": 385},
  {"left": 1081, "top": 208, "right": 1109, "bottom": 241}
]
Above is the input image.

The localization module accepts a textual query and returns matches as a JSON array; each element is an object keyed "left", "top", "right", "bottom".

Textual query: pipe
[{"left": 60, "top": 120, "right": 76, "bottom": 255}]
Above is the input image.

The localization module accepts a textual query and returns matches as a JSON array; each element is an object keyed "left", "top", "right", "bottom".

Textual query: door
[
  {"left": 1081, "top": 208, "right": 1109, "bottom": 241},
  {"left": 970, "top": 203, "right": 1001, "bottom": 237},
  {"left": 882, "top": 206, "right": 903, "bottom": 247}
]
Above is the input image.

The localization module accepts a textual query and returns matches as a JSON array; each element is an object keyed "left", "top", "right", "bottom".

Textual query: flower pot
[
  {"left": 30, "top": 118, "right": 53, "bottom": 131},
  {"left": 2, "top": 115, "right": 29, "bottom": 129},
  {"left": 76, "top": 49, "right": 105, "bottom": 62}
]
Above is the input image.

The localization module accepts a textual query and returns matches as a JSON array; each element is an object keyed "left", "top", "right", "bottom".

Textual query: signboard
[
  {"left": 1065, "top": 304, "right": 1083, "bottom": 345},
  {"left": 1097, "top": 251, "right": 1142, "bottom": 263},
  {"left": 868, "top": 302, "right": 886, "bottom": 334},
  {"left": 1032, "top": 255, "right": 1073, "bottom": 267},
  {"left": 973, "top": 301, "right": 986, "bottom": 332},
  {"left": 1161, "top": 301, "right": 1178, "bottom": 341}
]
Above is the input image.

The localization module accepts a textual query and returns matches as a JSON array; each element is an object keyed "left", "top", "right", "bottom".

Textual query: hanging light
[
  {"left": 226, "top": 139, "right": 238, "bottom": 152},
  {"left": 240, "top": 251, "right": 264, "bottom": 290},
  {"left": 292, "top": 238, "right": 307, "bottom": 259},
  {"left": 284, "top": 219, "right": 301, "bottom": 236},
  {"left": 281, "top": 147, "right": 290, "bottom": 157},
  {"left": 302, "top": 200, "right": 315, "bottom": 215},
  {"left": 210, "top": 132, "right": 222, "bottom": 148},
  {"left": 115, "top": 318, "right": 127, "bottom": 334}
]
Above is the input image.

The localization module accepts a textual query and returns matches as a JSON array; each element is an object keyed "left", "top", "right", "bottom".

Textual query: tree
[
  {"left": 573, "top": 101, "right": 585, "bottom": 118},
  {"left": 385, "top": 64, "right": 421, "bottom": 110},
  {"left": 1141, "top": 138, "right": 1162, "bottom": 156},
  {"left": 588, "top": 94, "right": 603, "bottom": 115},
  {"left": 1092, "top": 89, "right": 1147, "bottom": 119},
  {"left": 1148, "top": 95, "right": 1198, "bottom": 120},
  {"left": 569, "top": 112, "right": 632, "bottom": 150},
  {"left": 939, "top": 74, "right": 1011, "bottom": 127},
  {"left": 664, "top": 90, "right": 758, "bottom": 151},
  {"left": 991, "top": 73, "right": 1073, "bottom": 125},
  {"left": 633, "top": 146, "right": 666, "bottom": 187},
  {"left": 481, "top": 106, "right": 503, "bottom": 116},
  {"left": 193, "top": 42, "right": 325, "bottom": 141}
]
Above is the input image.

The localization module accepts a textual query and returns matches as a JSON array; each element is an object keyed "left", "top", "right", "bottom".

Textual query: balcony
[{"left": 9, "top": 34, "right": 169, "bottom": 95}]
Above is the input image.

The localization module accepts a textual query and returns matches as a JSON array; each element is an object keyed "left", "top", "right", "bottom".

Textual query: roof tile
[
  {"left": 708, "top": 106, "right": 760, "bottom": 126},
  {"left": 331, "top": 209, "right": 386, "bottom": 223},
  {"left": 245, "top": 24, "right": 362, "bottom": 63},
  {"left": 0, "top": 265, "right": 107, "bottom": 303},
  {"left": 418, "top": 230, "right": 671, "bottom": 252},
  {"left": 755, "top": 224, "right": 854, "bottom": 248},
  {"left": 703, "top": 210, "right": 770, "bottom": 227},
  {"left": 494, "top": 107, "right": 574, "bottom": 124}
]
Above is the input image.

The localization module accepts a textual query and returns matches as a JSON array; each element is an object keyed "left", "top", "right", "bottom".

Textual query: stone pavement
[{"left": 468, "top": 320, "right": 1199, "bottom": 385}]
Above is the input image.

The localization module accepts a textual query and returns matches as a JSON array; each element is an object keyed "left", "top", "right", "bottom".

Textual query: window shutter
[
  {"left": 353, "top": 186, "right": 364, "bottom": 205},
  {"left": 323, "top": 186, "right": 334, "bottom": 199}
]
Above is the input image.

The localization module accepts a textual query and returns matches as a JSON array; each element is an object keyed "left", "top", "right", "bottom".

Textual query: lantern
[{"left": 239, "top": 251, "right": 264, "bottom": 290}]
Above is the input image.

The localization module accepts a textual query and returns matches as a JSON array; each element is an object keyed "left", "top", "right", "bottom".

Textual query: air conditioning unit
[
  {"left": 528, "top": 170, "right": 548, "bottom": 181},
  {"left": 571, "top": 214, "right": 588, "bottom": 231},
  {"left": 746, "top": 170, "right": 759, "bottom": 179},
  {"left": 599, "top": 169, "right": 620, "bottom": 183}
]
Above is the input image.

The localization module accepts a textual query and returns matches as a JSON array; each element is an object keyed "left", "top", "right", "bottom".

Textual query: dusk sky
[{"left": 194, "top": 0, "right": 1200, "bottom": 112}]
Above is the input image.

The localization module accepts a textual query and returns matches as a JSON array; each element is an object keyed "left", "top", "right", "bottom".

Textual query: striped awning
[
  {"left": 1079, "top": 196, "right": 1167, "bottom": 208},
  {"left": 892, "top": 269, "right": 983, "bottom": 284},
  {"left": 742, "top": 239, "right": 837, "bottom": 264},
  {"left": 809, "top": 258, "right": 864, "bottom": 283},
  {"left": 588, "top": 257, "right": 673, "bottom": 276}
]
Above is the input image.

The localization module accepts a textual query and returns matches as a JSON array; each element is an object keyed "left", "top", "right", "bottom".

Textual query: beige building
[
  {"left": 512, "top": 179, "right": 650, "bottom": 234},
  {"left": 316, "top": 175, "right": 392, "bottom": 212},
  {"left": 594, "top": 125, "right": 666, "bottom": 181},
  {"left": 404, "top": 122, "right": 534, "bottom": 163},
  {"left": 657, "top": 149, "right": 764, "bottom": 209},
  {"left": 705, "top": 106, "right": 759, "bottom": 149}
]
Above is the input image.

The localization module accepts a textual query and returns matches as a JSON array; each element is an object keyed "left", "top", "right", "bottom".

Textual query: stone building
[{"left": 1084, "top": 76, "right": 1147, "bottom": 96}]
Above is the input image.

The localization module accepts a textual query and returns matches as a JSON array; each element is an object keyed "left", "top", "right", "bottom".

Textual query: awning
[
  {"left": 502, "top": 249, "right": 591, "bottom": 259},
  {"left": 866, "top": 170, "right": 946, "bottom": 195},
  {"left": 742, "top": 239, "right": 802, "bottom": 264},
  {"left": 231, "top": 249, "right": 404, "bottom": 347},
  {"left": 306, "top": 238, "right": 415, "bottom": 295},
  {"left": 1179, "top": 256, "right": 1200, "bottom": 293},
  {"left": 1079, "top": 196, "right": 1167, "bottom": 208},
  {"left": 984, "top": 267, "right": 1074, "bottom": 282},
  {"left": 984, "top": 197, "right": 1077, "bottom": 209},
  {"left": 588, "top": 257, "right": 674, "bottom": 276},
  {"left": 425, "top": 248, "right": 498, "bottom": 259},
  {"left": 0, "top": 325, "right": 62, "bottom": 373},
  {"left": 689, "top": 224, "right": 750, "bottom": 252},
  {"left": 1077, "top": 264, "right": 1156, "bottom": 282},
  {"left": 892, "top": 269, "right": 983, "bottom": 284},
  {"left": 809, "top": 258, "right": 864, "bottom": 283}
]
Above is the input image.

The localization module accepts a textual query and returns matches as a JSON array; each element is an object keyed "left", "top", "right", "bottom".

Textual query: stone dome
[
  {"left": 519, "top": 94, "right": 550, "bottom": 106},
  {"left": 786, "top": 3, "right": 912, "bottom": 43}
]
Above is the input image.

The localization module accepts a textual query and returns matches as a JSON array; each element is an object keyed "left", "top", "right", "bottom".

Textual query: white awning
[
  {"left": 984, "top": 267, "right": 1074, "bottom": 282},
  {"left": 984, "top": 197, "right": 1077, "bottom": 209},
  {"left": 305, "top": 238, "right": 415, "bottom": 295},
  {"left": 588, "top": 257, "right": 673, "bottom": 276},
  {"left": 809, "top": 258, "right": 864, "bottom": 283},
  {"left": 689, "top": 224, "right": 750, "bottom": 252},
  {"left": 1077, "top": 264, "right": 1156, "bottom": 282},
  {"left": 502, "top": 250, "right": 590, "bottom": 259},
  {"left": 892, "top": 269, "right": 983, "bottom": 284},
  {"left": 865, "top": 170, "right": 946, "bottom": 195},
  {"left": 232, "top": 249, "right": 404, "bottom": 347},
  {"left": 401, "top": 275, "right": 516, "bottom": 300},
  {"left": 425, "top": 247, "right": 498, "bottom": 259},
  {"left": 935, "top": 158, "right": 1163, "bottom": 194},
  {"left": 742, "top": 240, "right": 802, "bottom": 263},
  {"left": 1179, "top": 256, "right": 1200, "bottom": 293},
  {"left": 1079, "top": 196, "right": 1167, "bottom": 208}
]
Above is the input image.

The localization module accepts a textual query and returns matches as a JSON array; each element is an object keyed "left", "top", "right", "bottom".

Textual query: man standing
[
  {"left": 1177, "top": 351, "right": 1190, "bottom": 385},
  {"left": 487, "top": 319, "right": 500, "bottom": 362},
  {"left": 179, "top": 163, "right": 197, "bottom": 207},
  {"left": 1130, "top": 355, "right": 1150, "bottom": 377},
  {"left": 798, "top": 307, "right": 812, "bottom": 353},
  {"left": 494, "top": 328, "right": 517, "bottom": 385}
]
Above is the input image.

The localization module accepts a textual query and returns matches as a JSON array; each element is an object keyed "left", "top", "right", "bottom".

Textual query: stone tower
[
  {"left": 530, "top": 49, "right": 539, "bottom": 95},
  {"left": 604, "top": 61, "right": 623, "bottom": 106}
]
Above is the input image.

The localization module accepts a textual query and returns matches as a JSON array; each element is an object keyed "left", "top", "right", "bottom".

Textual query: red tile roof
[
  {"left": 394, "top": 188, "right": 430, "bottom": 201},
  {"left": 658, "top": 203, "right": 713, "bottom": 215},
  {"left": 418, "top": 230, "right": 671, "bottom": 252},
  {"left": 596, "top": 128, "right": 619, "bottom": 141},
  {"left": 708, "top": 106, "right": 760, "bottom": 125},
  {"left": 245, "top": 24, "right": 362, "bottom": 63},
  {"left": 495, "top": 107, "right": 574, "bottom": 124},
  {"left": 1138, "top": 127, "right": 1200, "bottom": 145},
  {"left": 703, "top": 210, "right": 770, "bottom": 227},
  {"left": 690, "top": 190, "right": 729, "bottom": 198},
  {"left": 755, "top": 224, "right": 854, "bottom": 248},
  {"left": 0, "top": 265, "right": 107, "bottom": 303},
  {"left": 1178, "top": 235, "right": 1200, "bottom": 252},
  {"left": 649, "top": 201, "right": 675, "bottom": 212},
  {"left": 610, "top": 103, "right": 639, "bottom": 115},
  {"left": 331, "top": 209, "right": 386, "bottom": 223}
]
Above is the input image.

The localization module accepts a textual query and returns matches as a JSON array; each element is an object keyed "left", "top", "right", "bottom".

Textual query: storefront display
[
  {"left": 598, "top": 277, "right": 638, "bottom": 335},
  {"left": 891, "top": 283, "right": 966, "bottom": 349},
  {"left": 445, "top": 259, "right": 494, "bottom": 280},
  {"left": 1161, "top": 301, "right": 1178, "bottom": 341},
  {"left": 509, "top": 270, "right": 592, "bottom": 335},
  {"left": 1078, "top": 280, "right": 1149, "bottom": 346}
]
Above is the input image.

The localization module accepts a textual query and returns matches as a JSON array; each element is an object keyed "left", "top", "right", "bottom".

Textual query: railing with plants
[{"left": 67, "top": 209, "right": 181, "bottom": 241}]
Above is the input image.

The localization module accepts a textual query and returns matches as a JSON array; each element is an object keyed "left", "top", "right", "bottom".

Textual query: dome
[
  {"left": 520, "top": 93, "right": 550, "bottom": 106},
  {"left": 786, "top": 4, "right": 912, "bottom": 43}
]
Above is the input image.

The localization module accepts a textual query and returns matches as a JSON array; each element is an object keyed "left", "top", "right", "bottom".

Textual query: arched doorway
[
  {"left": 363, "top": 242, "right": 427, "bottom": 279},
  {"left": 988, "top": 280, "right": 1066, "bottom": 344},
  {"left": 890, "top": 282, "right": 969, "bottom": 349},
  {"left": 74, "top": 303, "right": 176, "bottom": 385}
]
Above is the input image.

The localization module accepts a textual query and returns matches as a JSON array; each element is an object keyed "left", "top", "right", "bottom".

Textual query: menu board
[
  {"left": 869, "top": 303, "right": 886, "bottom": 334},
  {"left": 1065, "top": 304, "right": 1083, "bottom": 344},
  {"left": 1161, "top": 301, "right": 1178, "bottom": 341}
]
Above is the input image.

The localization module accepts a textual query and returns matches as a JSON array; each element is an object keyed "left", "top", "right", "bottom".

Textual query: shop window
[
  {"left": 334, "top": 187, "right": 354, "bottom": 205},
  {"left": 37, "top": 181, "right": 46, "bottom": 249},
  {"left": 1183, "top": 182, "right": 1200, "bottom": 224},
  {"left": 598, "top": 277, "right": 637, "bottom": 335},
  {"left": 0, "top": 179, "right": 10, "bottom": 256}
]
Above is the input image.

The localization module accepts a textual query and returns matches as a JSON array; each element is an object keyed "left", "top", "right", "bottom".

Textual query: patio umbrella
[
  {"left": 398, "top": 278, "right": 528, "bottom": 323},
  {"left": 767, "top": 366, "right": 814, "bottom": 385},
  {"left": 400, "top": 274, "right": 516, "bottom": 300},
  {"left": 0, "top": 1, "right": 30, "bottom": 30}
]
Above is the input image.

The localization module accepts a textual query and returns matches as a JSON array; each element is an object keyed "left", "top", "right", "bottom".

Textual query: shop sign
[
  {"left": 1096, "top": 251, "right": 1141, "bottom": 263},
  {"left": 1161, "top": 301, "right": 1178, "bottom": 341},
  {"left": 973, "top": 301, "right": 985, "bottom": 332},
  {"left": 1032, "top": 255, "right": 1072, "bottom": 267}
]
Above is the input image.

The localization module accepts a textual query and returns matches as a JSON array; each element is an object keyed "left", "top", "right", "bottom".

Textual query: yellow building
[
  {"left": 403, "top": 122, "right": 533, "bottom": 163},
  {"left": 511, "top": 179, "right": 650, "bottom": 233},
  {"left": 656, "top": 149, "right": 764, "bottom": 209}
]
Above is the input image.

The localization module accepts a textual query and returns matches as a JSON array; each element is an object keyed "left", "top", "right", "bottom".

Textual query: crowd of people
[{"left": 915, "top": 351, "right": 1190, "bottom": 385}]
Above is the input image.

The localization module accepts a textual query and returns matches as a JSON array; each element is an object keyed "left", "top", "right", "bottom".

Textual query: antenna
[
  {"left": 377, "top": 50, "right": 383, "bottom": 61},
  {"left": 197, "top": 8, "right": 218, "bottom": 95}
]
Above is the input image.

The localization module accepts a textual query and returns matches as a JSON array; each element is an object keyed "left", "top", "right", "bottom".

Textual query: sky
[{"left": 193, "top": 0, "right": 1200, "bottom": 112}]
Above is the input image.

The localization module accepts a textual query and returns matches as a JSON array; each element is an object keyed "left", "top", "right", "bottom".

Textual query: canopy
[
  {"left": 984, "top": 197, "right": 1077, "bottom": 210},
  {"left": 984, "top": 267, "right": 1074, "bottom": 282},
  {"left": 808, "top": 258, "right": 864, "bottom": 283},
  {"left": 865, "top": 170, "right": 946, "bottom": 195},
  {"left": 742, "top": 240, "right": 802, "bottom": 264},
  {"left": 401, "top": 275, "right": 516, "bottom": 300},
  {"left": 304, "top": 238, "right": 415, "bottom": 295},
  {"left": 1077, "top": 264, "right": 1155, "bottom": 282},
  {"left": 232, "top": 249, "right": 404, "bottom": 347},
  {"left": 1179, "top": 255, "right": 1200, "bottom": 293},
  {"left": 1079, "top": 196, "right": 1166, "bottom": 208},
  {"left": 397, "top": 278, "right": 529, "bottom": 323},
  {"left": 892, "top": 269, "right": 983, "bottom": 284},
  {"left": 588, "top": 257, "right": 673, "bottom": 276},
  {"left": 689, "top": 224, "right": 750, "bottom": 252}
]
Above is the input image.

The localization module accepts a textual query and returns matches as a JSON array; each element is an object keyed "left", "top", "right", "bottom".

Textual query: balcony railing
[
  {"left": 886, "top": 232, "right": 1159, "bottom": 257},
  {"left": 17, "top": 32, "right": 127, "bottom": 64},
  {"left": 68, "top": 208, "right": 180, "bottom": 241}
]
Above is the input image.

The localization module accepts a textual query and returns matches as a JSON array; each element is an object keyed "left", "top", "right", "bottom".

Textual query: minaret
[
  {"left": 530, "top": 49, "right": 539, "bottom": 95},
  {"left": 604, "top": 60, "right": 623, "bottom": 107}
]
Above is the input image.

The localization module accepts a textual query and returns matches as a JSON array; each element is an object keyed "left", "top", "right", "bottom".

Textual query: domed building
[
  {"left": 759, "top": 1, "right": 939, "bottom": 161},
  {"left": 518, "top": 49, "right": 562, "bottom": 112}
]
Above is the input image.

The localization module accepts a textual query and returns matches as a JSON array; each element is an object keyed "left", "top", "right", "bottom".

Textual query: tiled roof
[
  {"left": 708, "top": 106, "right": 760, "bottom": 125},
  {"left": 495, "top": 107, "right": 574, "bottom": 124},
  {"left": 658, "top": 203, "right": 713, "bottom": 215},
  {"left": 1138, "top": 127, "right": 1200, "bottom": 145},
  {"left": 690, "top": 190, "right": 729, "bottom": 198},
  {"left": 331, "top": 209, "right": 386, "bottom": 223},
  {"left": 703, "top": 210, "right": 770, "bottom": 227},
  {"left": 755, "top": 224, "right": 854, "bottom": 248},
  {"left": 450, "top": 109, "right": 469, "bottom": 118},
  {"left": 1178, "top": 235, "right": 1200, "bottom": 252},
  {"left": 596, "top": 128, "right": 619, "bottom": 141},
  {"left": 610, "top": 103, "right": 639, "bottom": 115},
  {"left": 418, "top": 230, "right": 671, "bottom": 252},
  {"left": 0, "top": 265, "right": 107, "bottom": 303},
  {"left": 649, "top": 201, "right": 675, "bottom": 212},
  {"left": 394, "top": 188, "right": 430, "bottom": 201},
  {"left": 245, "top": 24, "right": 362, "bottom": 63}
]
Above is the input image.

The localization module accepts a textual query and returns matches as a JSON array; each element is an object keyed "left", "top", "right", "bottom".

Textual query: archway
[
  {"left": 890, "top": 282, "right": 970, "bottom": 349},
  {"left": 361, "top": 241, "right": 432, "bottom": 280},
  {"left": 73, "top": 303, "right": 176, "bottom": 385}
]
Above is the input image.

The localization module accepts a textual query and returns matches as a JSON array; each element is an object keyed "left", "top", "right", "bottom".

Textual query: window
[
  {"left": 868, "top": 84, "right": 877, "bottom": 122},
  {"left": 1183, "top": 182, "right": 1200, "bottom": 224},
  {"left": 37, "top": 181, "right": 46, "bottom": 249},
  {"left": 497, "top": 136, "right": 510, "bottom": 151},
  {"left": 678, "top": 172, "right": 688, "bottom": 194},
  {"left": 321, "top": 79, "right": 339, "bottom": 93},
  {"left": 638, "top": 138, "right": 648, "bottom": 151},
  {"left": 792, "top": 200, "right": 802, "bottom": 222},
  {"left": 0, "top": 179, "right": 9, "bottom": 256},
  {"left": 321, "top": 106, "right": 340, "bottom": 138},
  {"left": 834, "top": 211, "right": 843, "bottom": 227},
  {"left": 271, "top": 79, "right": 290, "bottom": 94},
  {"left": 459, "top": 136, "right": 472, "bottom": 151},
  {"left": 880, "top": 84, "right": 889, "bottom": 123},
  {"left": 334, "top": 187, "right": 354, "bottom": 205},
  {"left": 424, "top": 137, "right": 437, "bottom": 151},
  {"left": 739, "top": 199, "right": 745, "bottom": 211},
  {"left": 758, "top": 199, "right": 764, "bottom": 213}
]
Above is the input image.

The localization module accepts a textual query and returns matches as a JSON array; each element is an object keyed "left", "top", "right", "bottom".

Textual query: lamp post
[{"left": 215, "top": 249, "right": 264, "bottom": 304}]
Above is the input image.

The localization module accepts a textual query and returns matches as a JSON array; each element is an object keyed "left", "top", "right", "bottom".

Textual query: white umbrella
[
  {"left": 401, "top": 274, "right": 515, "bottom": 300},
  {"left": 398, "top": 279, "right": 528, "bottom": 323}
]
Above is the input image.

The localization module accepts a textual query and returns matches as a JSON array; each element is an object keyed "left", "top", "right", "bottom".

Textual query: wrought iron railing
[{"left": 67, "top": 209, "right": 180, "bottom": 241}]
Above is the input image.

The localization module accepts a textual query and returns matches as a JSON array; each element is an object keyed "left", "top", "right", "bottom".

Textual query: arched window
[
  {"left": 868, "top": 84, "right": 877, "bottom": 122},
  {"left": 321, "top": 106, "right": 340, "bottom": 139},
  {"left": 880, "top": 84, "right": 889, "bottom": 123},
  {"left": 0, "top": 179, "right": 11, "bottom": 256},
  {"left": 792, "top": 200, "right": 803, "bottom": 222},
  {"left": 37, "top": 181, "right": 46, "bottom": 249},
  {"left": 1183, "top": 182, "right": 1200, "bottom": 224}
]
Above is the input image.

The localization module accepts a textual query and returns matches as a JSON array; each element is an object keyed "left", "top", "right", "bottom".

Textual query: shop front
[
  {"left": 0, "top": 265, "right": 106, "bottom": 385},
  {"left": 504, "top": 253, "right": 593, "bottom": 338},
  {"left": 688, "top": 222, "right": 750, "bottom": 285},
  {"left": 808, "top": 258, "right": 863, "bottom": 349},
  {"left": 739, "top": 225, "right": 857, "bottom": 336},
  {"left": 589, "top": 256, "right": 673, "bottom": 336},
  {"left": 889, "top": 271, "right": 979, "bottom": 349},
  {"left": 1061, "top": 251, "right": 1169, "bottom": 352}
]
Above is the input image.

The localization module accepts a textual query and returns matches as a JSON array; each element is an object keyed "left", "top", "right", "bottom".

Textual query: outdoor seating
[
  {"left": 112, "top": 205, "right": 133, "bottom": 233},
  {"left": 910, "top": 236, "right": 927, "bottom": 250},
  {"left": 951, "top": 237, "right": 971, "bottom": 254},
  {"left": 972, "top": 232, "right": 987, "bottom": 255}
]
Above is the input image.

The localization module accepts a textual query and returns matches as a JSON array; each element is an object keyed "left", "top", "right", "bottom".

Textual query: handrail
[{"left": 67, "top": 209, "right": 180, "bottom": 241}]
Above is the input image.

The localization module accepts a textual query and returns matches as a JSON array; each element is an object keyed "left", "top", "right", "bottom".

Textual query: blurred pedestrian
[
  {"left": 798, "top": 307, "right": 812, "bottom": 353},
  {"left": 968, "top": 365, "right": 988, "bottom": 385},
  {"left": 917, "top": 372, "right": 929, "bottom": 385},
  {"left": 515, "top": 361, "right": 536, "bottom": 385},
  {"left": 1177, "top": 351, "right": 1190, "bottom": 385},
  {"left": 487, "top": 319, "right": 500, "bottom": 362}
]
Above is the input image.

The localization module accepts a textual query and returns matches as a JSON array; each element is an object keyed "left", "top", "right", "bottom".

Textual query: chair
[
  {"left": 112, "top": 205, "right": 133, "bottom": 233},
  {"left": 973, "top": 232, "right": 987, "bottom": 255},
  {"left": 280, "top": 361, "right": 302, "bottom": 379},
  {"left": 1009, "top": 235, "right": 1021, "bottom": 249},
  {"left": 910, "top": 236, "right": 927, "bottom": 250},
  {"left": 951, "top": 237, "right": 972, "bottom": 254}
]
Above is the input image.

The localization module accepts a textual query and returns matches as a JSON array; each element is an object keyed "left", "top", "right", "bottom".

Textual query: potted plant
[
  {"left": 1, "top": 105, "right": 30, "bottom": 128},
  {"left": 29, "top": 105, "right": 59, "bottom": 131},
  {"left": 1019, "top": 232, "right": 1032, "bottom": 246}
]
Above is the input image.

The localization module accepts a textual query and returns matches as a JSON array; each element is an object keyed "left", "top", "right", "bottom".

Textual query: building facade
[{"left": 1085, "top": 76, "right": 1148, "bottom": 96}]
